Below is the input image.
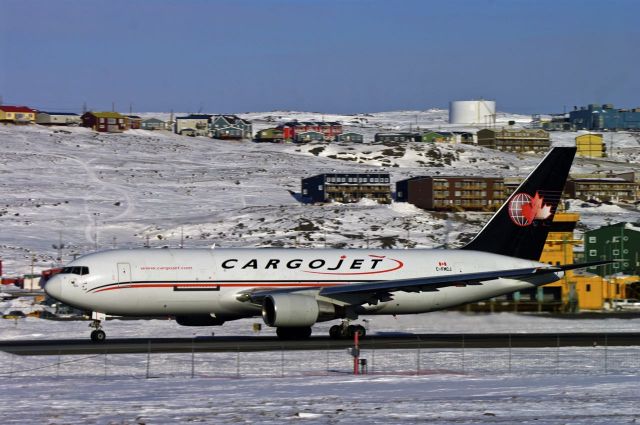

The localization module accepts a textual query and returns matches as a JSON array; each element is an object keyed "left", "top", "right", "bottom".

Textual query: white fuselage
[{"left": 44, "top": 248, "right": 560, "bottom": 320}]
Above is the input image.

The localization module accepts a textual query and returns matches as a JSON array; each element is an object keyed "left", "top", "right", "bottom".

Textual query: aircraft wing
[
  {"left": 242, "top": 260, "right": 613, "bottom": 307},
  {"left": 317, "top": 266, "right": 551, "bottom": 305},
  {"left": 242, "top": 266, "right": 544, "bottom": 306}
]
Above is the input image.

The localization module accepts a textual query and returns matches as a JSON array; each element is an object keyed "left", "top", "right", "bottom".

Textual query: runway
[{"left": 2, "top": 332, "right": 640, "bottom": 356}]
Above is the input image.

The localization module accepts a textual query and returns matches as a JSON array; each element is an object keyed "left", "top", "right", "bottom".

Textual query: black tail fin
[{"left": 461, "top": 147, "right": 577, "bottom": 260}]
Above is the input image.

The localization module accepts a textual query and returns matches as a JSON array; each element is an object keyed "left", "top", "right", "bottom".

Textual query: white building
[
  {"left": 174, "top": 114, "right": 212, "bottom": 136},
  {"left": 449, "top": 100, "right": 496, "bottom": 125},
  {"left": 36, "top": 112, "right": 81, "bottom": 126}
]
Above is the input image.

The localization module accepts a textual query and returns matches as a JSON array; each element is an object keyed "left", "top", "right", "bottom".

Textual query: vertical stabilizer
[{"left": 461, "top": 147, "right": 576, "bottom": 260}]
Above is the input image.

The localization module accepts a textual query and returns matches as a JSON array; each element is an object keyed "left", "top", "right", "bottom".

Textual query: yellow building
[
  {"left": 540, "top": 212, "right": 636, "bottom": 311},
  {"left": 0, "top": 105, "right": 36, "bottom": 124},
  {"left": 462, "top": 211, "right": 638, "bottom": 312},
  {"left": 575, "top": 133, "right": 605, "bottom": 158}
]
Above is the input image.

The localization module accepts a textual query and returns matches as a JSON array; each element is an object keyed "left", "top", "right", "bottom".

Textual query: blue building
[
  {"left": 301, "top": 172, "right": 391, "bottom": 204},
  {"left": 569, "top": 104, "right": 640, "bottom": 131}
]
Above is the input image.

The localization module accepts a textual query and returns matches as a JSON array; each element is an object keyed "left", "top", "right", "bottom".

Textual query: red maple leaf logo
[{"left": 521, "top": 192, "right": 552, "bottom": 223}]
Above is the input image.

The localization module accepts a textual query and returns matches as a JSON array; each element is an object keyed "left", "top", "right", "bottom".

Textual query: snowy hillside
[{"left": 1, "top": 110, "right": 638, "bottom": 275}]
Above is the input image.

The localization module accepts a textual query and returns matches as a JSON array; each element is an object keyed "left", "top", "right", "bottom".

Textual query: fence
[{"left": 2, "top": 344, "right": 640, "bottom": 380}]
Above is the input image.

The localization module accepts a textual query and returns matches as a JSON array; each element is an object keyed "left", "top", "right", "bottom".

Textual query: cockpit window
[{"left": 61, "top": 266, "right": 90, "bottom": 275}]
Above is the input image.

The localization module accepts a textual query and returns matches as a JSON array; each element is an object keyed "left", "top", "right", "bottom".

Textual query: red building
[
  {"left": 278, "top": 121, "right": 342, "bottom": 141},
  {"left": 81, "top": 111, "right": 127, "bottom": 133},
  {"left": 125, "top": 115, "right": 142, "bottom": 130}
]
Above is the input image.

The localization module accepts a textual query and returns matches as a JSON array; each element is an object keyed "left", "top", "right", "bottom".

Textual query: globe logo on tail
[{"left": 508, "top": 192, "right": 553, "bottom": 227}]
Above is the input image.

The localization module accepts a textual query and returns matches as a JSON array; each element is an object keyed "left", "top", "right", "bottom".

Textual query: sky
[{"left": 1, "top": 0, "right": 639, "bottom": 115}]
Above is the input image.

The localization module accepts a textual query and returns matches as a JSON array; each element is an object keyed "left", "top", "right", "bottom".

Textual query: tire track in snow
[{"left": 8, "top": 135, "right": 135, "bottom": 245}]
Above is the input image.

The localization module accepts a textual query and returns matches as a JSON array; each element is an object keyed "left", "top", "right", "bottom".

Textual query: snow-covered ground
[
  {"left": 2, "top": 315, "right": 640, "bottom": 424},
  {"left": 2, "top": 373, "right": 639, "bottom": 424},
  {"left": 1, "top": 109, "right": 638, "bottom": 276}
]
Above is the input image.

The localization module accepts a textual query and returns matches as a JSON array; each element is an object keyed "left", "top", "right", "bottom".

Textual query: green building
[
  {"left": 254, "top": 128, "right": 284, "bottom": 143},
  {"left": 210, "top": 115, "right": 252, "bottom": 139},
  {"left": 335, "top": 132, "right": 364, "bottom": 143},
  {"left": 420, "top": 131, "right": 454, "bottom": 143},
  {"left": 584, "top": 222, "right": 640, "bottom": 277}
]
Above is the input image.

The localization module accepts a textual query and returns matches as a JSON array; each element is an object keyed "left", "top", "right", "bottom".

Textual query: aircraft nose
[{"left": 44, "top": 276, "right": 63, "bottom": 300}]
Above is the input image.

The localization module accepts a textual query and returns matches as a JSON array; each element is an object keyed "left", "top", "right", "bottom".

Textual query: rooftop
[{"left": 0, "top": 105, "right": 35, "bottom": 113}]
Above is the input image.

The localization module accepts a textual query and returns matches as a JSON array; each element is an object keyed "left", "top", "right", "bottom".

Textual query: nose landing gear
[{"left": 89, "top": 319, "right": 106, "bottom": 342}]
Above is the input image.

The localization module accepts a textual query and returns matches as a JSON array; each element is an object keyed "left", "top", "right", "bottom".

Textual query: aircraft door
[{"left": 117, "top": 263, "right": 132, "bottom": 284}]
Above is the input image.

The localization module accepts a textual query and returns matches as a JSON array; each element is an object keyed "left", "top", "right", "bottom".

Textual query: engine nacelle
[{"left": 262, "top": 294, "right": 336, "bottom": 327}]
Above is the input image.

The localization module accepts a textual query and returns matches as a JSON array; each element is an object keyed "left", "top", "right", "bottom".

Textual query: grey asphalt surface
[{"left": 2, "top": 332, "right": 639, "bottom": 356}]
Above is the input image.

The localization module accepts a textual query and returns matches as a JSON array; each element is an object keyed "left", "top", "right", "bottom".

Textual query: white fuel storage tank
[{"left": 449, "top": 100, "right": 496, "bottom": 125}]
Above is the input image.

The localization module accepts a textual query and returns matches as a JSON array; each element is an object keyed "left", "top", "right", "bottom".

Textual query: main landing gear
[
  {"left": 329, "top": 321, "right": 366, "bottom": 340},
  {"left": 89, "top": 319, "right": 106, "bottom": 343}
]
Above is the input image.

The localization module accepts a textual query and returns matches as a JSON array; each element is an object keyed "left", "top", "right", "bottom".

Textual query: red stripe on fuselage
[
  {"left": 303, "top": 257, "right": 404, "bottom": 275},
  {"left": 93, "top": 282, "right": 347, "bottom": 293}
]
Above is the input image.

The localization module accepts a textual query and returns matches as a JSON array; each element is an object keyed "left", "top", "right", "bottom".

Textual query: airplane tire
[
  {"left": 91, "top": 329, "right": 106, "bottom": 343},
  {"left": 329, "top": 325, "right": 341, "bottom": 339},
  {"left": 346, "top": 325, "right": 366, "bottom": 339},
  {"left": 276, "top": 326, "right": 312, "bottom": 340}
]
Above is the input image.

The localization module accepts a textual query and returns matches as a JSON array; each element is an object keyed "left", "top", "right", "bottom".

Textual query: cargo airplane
[{"left": 45, "top": 147, "right": 606, "bottom": 341}]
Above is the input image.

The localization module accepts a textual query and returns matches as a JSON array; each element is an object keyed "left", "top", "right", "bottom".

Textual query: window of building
[
  {"left": 588, "top": 236, "right": 597, "bottom": 243},
  {"left": 613, "top": 249, "right": 619, "bottom": 256},
  {"left": 454, "top": 191, "right": 461, "bottom": 197},
  {"left": 586, "top": 284, "right": 591, "bottom": 292},
  {"left": 589, "top": 249, "right": 597, "bottom": 256}
]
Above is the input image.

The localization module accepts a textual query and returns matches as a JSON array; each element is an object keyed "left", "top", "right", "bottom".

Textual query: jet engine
[{"left": 262, "top": 294, "right": 337, "bottom": 327}]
